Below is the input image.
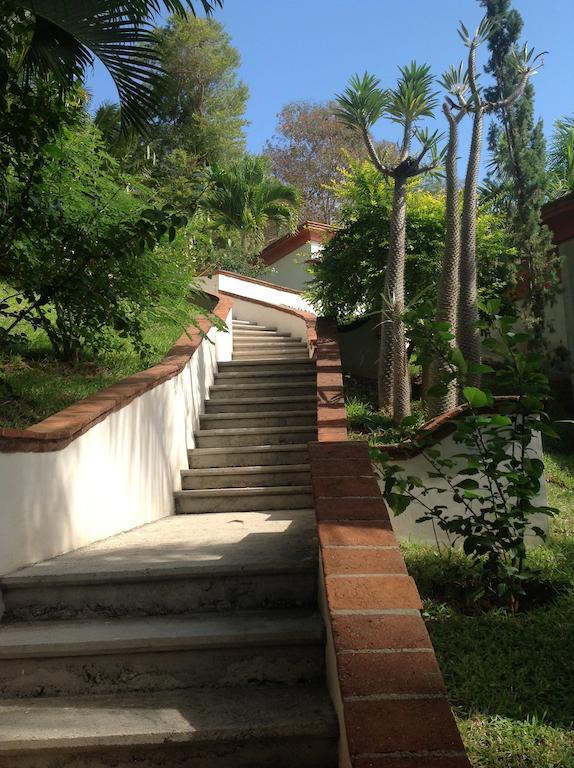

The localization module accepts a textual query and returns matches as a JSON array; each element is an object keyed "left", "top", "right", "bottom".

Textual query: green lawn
[
  {"left": 401, "top": 450, "right": 574, "bottom": 768},
  {"left": 0, "top": 298, "right": 203, "bottom": 430}
]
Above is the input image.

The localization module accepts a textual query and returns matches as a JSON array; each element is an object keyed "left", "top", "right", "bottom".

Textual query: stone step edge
[
  {"left": 205, "top": 396, "right": 316, "bottom": 406},
  {"left": 189, "top": 444, "right": 309, "bottom": 457},
  {"left": 0, "top": 685, "right": 337, "bottom": 754},
  {"left": 219, "top": 359, "right": 313, "bottom": 367},
  {"left": 196, "top": 426, "right": 316, "bottom": 437},
  {"left": 0, "top": 609, "right": 323, "bottom": 659},
  {"left": 182, "top": 464, "right": 311, "bottom": 478},
  {"left": 201, "top": 410, "right": 316, "bottom": 422},
  {"left": 175, "top": 485, "right": 313, "bottom": 498}
]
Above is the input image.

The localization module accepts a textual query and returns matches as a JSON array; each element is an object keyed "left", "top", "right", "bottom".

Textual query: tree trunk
[
  {"left": 429, "top": 108, "right": 463, "bottom": 417},
  {"left": 381, "top": 174, "right": 410, "bottom": 424},
  {"left": 457, "top": 107, "right": 484, "bottom": 385}
]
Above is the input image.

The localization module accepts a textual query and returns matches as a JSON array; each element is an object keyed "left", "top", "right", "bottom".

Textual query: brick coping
[
  {"left": 375, "top": 395, "right": 519, "bottom": 459},
  {"left": 311, "top": 321, "right": 471, "bottom": 767},
  {"left": 0, "top": 294, "right": 233, "bottom": 454}
]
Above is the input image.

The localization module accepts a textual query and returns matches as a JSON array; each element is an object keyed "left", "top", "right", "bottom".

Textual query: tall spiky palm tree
[
  {"left": 548, "top": 116, "right": 574, "bottom": 198},
  {"left": 335, "top": 65, "right": 442, "bottom": 423},
  {"left": 4, "top": 0, "right": 222, "bottom": 130},
  {"left": 453, "top": 19, "right": 542, "bottom": 384},
  {"left": 201, "top": 155, "right": 300, "bottom": 253}
]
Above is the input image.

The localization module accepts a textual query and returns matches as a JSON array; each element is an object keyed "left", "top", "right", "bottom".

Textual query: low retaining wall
[
  {"left": 312, "top": 317, "right": 470, "bottom": 768},
  {"left": 0, "top": 296, "right": 233, "bottom": 576},
  {"left": 200, "top": 269, "right": 316, "bottom": 313}
]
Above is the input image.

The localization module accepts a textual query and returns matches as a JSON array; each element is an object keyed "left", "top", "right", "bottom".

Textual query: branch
[
  {"left": 361, "top": 126, "right": 394, "bottom": 177},
  {"left": 487, "top": 69, "right": 530, "bottom": 113}
]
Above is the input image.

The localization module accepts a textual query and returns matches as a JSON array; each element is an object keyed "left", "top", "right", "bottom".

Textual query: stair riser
[
  {"left": 214, "top": 373, "right": 316, "bottom": 384},
  {"left": 210, "top": 386, "right": 315, "bottom": 400},
  {"left": 204, "top": 400, "right": 315, "bottom": 413},
  {"left": 189, "top": 448, "right": 310, "bottom": 469},
  {"left": 0, "top": 736, "right": 338, "bottom": 768},
  {"left": 232, "top": 352, "right": 309, "bottom": 360},
  {"left": 182, "top": 470, "right": 311, "bottom": 490},
  {"left": 2, "top": 572, "right": 317, "bottom": 623},
  {"left": 233, "top": 332, "right": 294, "bottom": 340},
  {"left": 233, "top": 343, "right": 305, "bottom": 350},
  {"left": 0, "top": 644, "right": 324, "bottom": 698},
  {"left": 195, "top": 431, "right": 316, "bottom": 448},
  {"left": 175, "top": 493, "right": 313, "bottom": 514},
  {"left": 200, "top": 414, "right": 316, "bottom": 429},
  {"left": 218, "top": 361, "right": 314, "bottom": 372}
]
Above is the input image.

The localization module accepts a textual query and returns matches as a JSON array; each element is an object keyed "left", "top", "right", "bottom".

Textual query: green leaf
[{"left": 463, "top": 386, "right": 489, "bottom": 408}]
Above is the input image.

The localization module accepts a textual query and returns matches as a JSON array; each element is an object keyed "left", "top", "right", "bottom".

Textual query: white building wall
[{"left": 263, "top": 243, "right": 322, "bottom": 292}]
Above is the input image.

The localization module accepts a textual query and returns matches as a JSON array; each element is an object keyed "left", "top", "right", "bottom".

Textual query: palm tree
[
  {"left": 5, "top": 1, "right": 222, "bottom": 130},
  {"left": 548, "top": 116, "right": 574, "bottom": 198},
  {"left": 335, "top": 66, "right": 442, "bottom": 423},
  {"left": 453, "top": 19, "right": 542, "bottom": 384},
  {"left": 201, "top": 155, "right": 300, "bottom": 253}
]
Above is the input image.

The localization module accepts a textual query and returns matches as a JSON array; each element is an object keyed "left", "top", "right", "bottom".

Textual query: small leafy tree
[
  {"left": 376, "top": 302, "right": 557, "bottom": 611},
  {"left": 335, "top": 65, "right": 443, "bottom": 422}
]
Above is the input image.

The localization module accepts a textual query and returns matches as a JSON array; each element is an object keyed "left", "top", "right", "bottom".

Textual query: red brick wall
[{"left": 311, "top": 318, "right": 471, "bottom": 767}]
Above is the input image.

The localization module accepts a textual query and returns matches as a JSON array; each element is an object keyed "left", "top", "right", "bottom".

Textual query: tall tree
[
  {"left": 335, "top": 66, "right": 442, "bottom": 423},
  {"left": 264, "top": 100, "right": 395, "bottom": 224},
  {"left": 548, "top": 115, "right": 574, "bottom": 198},
  {"left": 480, "top": 0, "right": 555, "bottom": 345},
  {"left": 450, "top": 18, "right": 540, "bottom": 382}
]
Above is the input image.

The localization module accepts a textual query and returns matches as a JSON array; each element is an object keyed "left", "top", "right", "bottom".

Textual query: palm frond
[
  {"left": 387, "top": 61, "right": 438, "bottom": 125},
  {"left": 16, "top": 1, "right": 223, "bottom": 131},
  {"left": 334, "top": 72, "right": 388, "bottom": 132}
]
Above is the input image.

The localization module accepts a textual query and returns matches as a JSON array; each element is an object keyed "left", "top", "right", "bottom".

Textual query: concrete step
[
  {"left": 175, "top": 486, "right": 313, "bottom": 514},
  {"left": 189, "top": 444, "right": 310, "bottom": 469},
  {"left": 233, "top": 330, "right": 294, "bottom": 339},
  {"left": 233, "top": 339, "right": 304, "bottom": 348},
  {"left": 210, "top": 382, "right": 315, "bottom": 400},
  {"left": 0, "top": 512, "right": 318, "bottom": 622},
  {"left": 215, "top": 368, "right": 316, "bottom": 383},
  {"left": 182, "top": 464, "right": 311, "bottom": 490},
  {"left": 195, "top": 426, "right": 317, "bottom": 448},
  {"left": 200, "top": 410, "right": 316, "bottom": 430},
  {"left": 233, "top": 352, "right": 310, "bottom": 360},
  {"left": 218, "top": 359, "right": 314, "bottom": 371},
  {"left": 0, "top": 610, "right": 324, "bottom": 698},
  {"left": 204, "top": 396, "right": 316, "bottom": 413},
  {"left": 0, "top": 685, "right": 338, "bottom": 768}
]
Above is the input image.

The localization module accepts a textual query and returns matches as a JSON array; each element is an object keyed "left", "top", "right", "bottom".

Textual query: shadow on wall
[{"left": 338, "top": 316, "right": 379, "bottom": 381}]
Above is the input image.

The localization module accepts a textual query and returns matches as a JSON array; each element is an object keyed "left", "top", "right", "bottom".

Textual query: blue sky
[{"left": 86, "top": 0, "right": 574, "bottom": 175}]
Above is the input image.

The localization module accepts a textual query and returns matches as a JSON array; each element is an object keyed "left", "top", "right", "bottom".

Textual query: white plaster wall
[
  {"left": 0, "top": 308, "right": 233, "bottom": 576},
  {"left": 201, "top": 271, "right": 315, "bottom": 313},
  {"left": 263, "top": 243, "right": 321, "bottom": 292},
  {"left": 230, "top": 295, "right": 314, "bottom": 357},
  {"left": 375, "top": 430, "right": 549, "bottom": 547}
]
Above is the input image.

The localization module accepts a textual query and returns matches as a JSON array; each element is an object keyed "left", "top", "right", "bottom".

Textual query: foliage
[
  {"left": 263, "top": 100, "right": 395, "bottom": 223},
  {"left": 547, "top": 115, "right": 574, "bottom": 198},
  {"left": 307, "top": 160, "right": 516, "bottom": 322},
  {"left": 375, "top": 303, "right": 557, "bottom": 610},
  {"left": 401, "top": 449, "right": 574, "bottom": 767},
  {"left": 1, "top": 109, "right": 199, "bottom": 361},
  {"left": 200, "top": 155, "right": 300, "bottom": 258},
  {"left": 1, "top": 1, "right": 222, "bottom": 131},
  {"left": 480, "top": 0, "right": 556, "bottom": 344}
]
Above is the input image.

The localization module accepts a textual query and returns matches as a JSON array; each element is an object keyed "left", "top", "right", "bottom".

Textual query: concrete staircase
[{"left": 0, "top": 319, "right": 337, "bottom": 767}]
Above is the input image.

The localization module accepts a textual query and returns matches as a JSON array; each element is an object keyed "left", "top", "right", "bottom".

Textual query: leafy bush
[{"left": 375, "top": 303, "right": 558, "bottom": 610}]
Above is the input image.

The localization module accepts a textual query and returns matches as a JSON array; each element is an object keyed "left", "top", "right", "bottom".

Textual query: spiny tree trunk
[
  {"left": 382, "top": 174, "right": 410, "bottom": 423},
  {"left": 429, "top": 105, "right": 463, "bottom": 416},
  {"left": 457, "top": 107, "right": 484, "bottom": 385}
]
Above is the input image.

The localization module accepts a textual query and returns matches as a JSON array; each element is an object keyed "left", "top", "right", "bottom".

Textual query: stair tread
[
  {"left": 202, "top": 410, "right": 315, "bottom": 420},
  {"left": 0, "top": 511, "right": 317, "bottom": 587},
  {"left": 211, "top": 382, "right": 314, "bottom": 391},
  {"left": 0, "top": 685, "right": 337, "bottom": 753},
  {"left": 219, "top": 359, "right": 314, "bottom": 367},
  {"left": 176, "top": 486, "right": 312, "bottom": 497},
  {"left": 183, "top": 464, "right": 310, "bottom": 477},
  {"left": 206, "top": 397, "right": 315, "bottom": 406},
  {"left": 196, "top": 425, "right": 316, "bottom": 437},
  {"left": 0, "top": 609, "right": 323, "bottom": 659},
  {"left": 191, "top": 444, "right": 309, "bottom": 455}
]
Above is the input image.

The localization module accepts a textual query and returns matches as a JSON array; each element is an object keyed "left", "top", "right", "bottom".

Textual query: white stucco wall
[
  {"left": 0, "top": 309, "right": 233, "bottom": 576},
  {"left": 200, "top": 270, "right": 316, "bottom": 313},
  {"left": 374, "top": 430, "right": 549, "bottom": 547},
  {"left": 263, "top": 243, "right": 322, "bottom": 292}
]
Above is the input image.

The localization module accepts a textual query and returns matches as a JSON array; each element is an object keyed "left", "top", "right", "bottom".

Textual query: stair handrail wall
[
  {"left": 309, "top": 320, "right": 472, "bottom": 768},
  {"left": 0, "top": 294, "right": 233, "bottom": 576}
]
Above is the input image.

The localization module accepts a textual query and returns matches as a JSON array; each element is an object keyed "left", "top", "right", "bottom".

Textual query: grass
[
  {"left": 399, "top": 449, "right": 574, "bottom": 768},
  {"left": 0, "top": 298, "right": 203, "bottom": 429}
]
